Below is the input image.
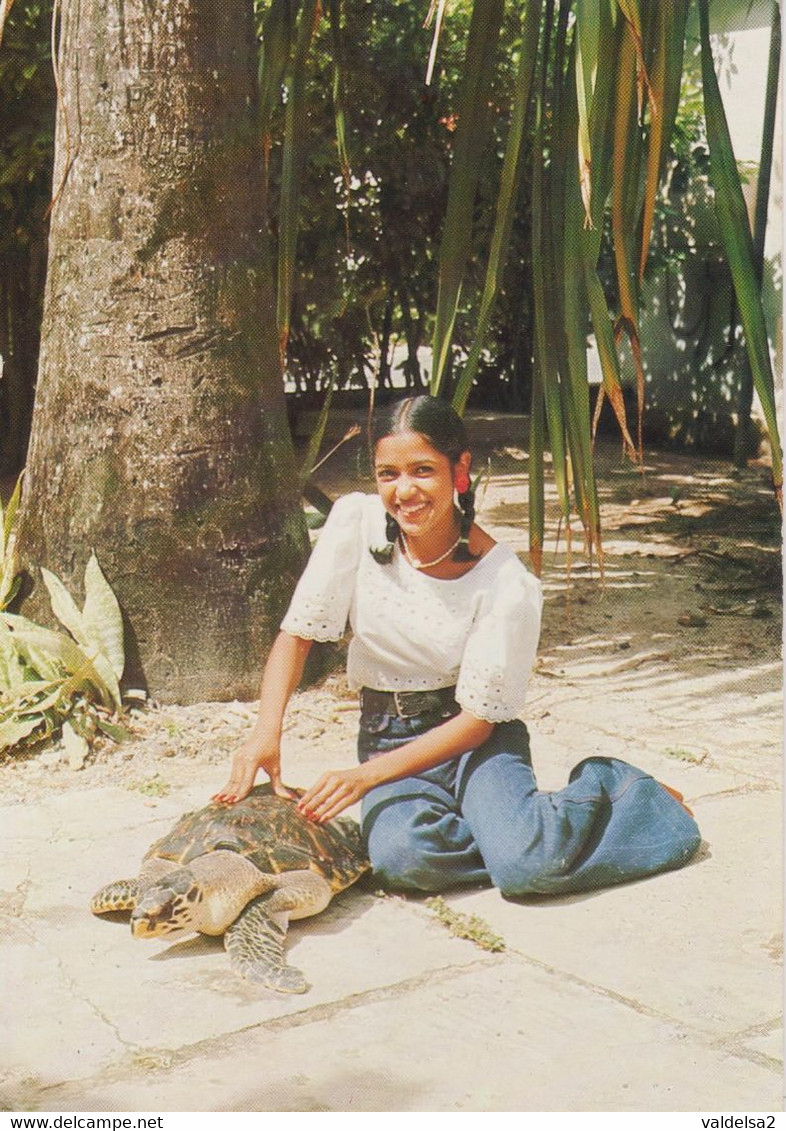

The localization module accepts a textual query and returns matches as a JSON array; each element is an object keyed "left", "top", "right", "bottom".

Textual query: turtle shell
[{"left": 143, "top": 784, "right": 369, "bottom": 893}]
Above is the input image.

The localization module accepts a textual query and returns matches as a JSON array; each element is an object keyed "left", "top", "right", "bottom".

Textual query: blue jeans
[{"left": 358, "top": 708, "right": 702, "bottom": 896}]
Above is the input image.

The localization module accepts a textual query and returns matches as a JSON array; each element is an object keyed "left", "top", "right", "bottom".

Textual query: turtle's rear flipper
[
  {"left": 91, "top": 879, "right": 142, "bottom": 914},
  {"left": 225, "top": 896, "right": 307, "bottom": 993}
]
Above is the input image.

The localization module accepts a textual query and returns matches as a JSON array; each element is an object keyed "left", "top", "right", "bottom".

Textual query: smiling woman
[
  {"left": 214, "top": 395, "right": 701, "bottom": 898},
  {"left": 367, "top": 396, "right": 490, "bottom": 573},
  {"left": 374, "top": 434, "right": 468, "bottom": 568}
]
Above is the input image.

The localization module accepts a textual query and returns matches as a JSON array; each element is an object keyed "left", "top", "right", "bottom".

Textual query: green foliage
[
  {"left": 0, "top": 542, "right": 127, "bottom": 758},
  {"left": 257, "top": 0, "right": 530, "bottom": 406},
  {"left": 0, "top": 1, "right": 52, "bottom": 246},
  {"left": 128, "top": 775, "right": 171, "bottom": 798},
  {"left": 1, "top": 0, "right": 781, "bottom": 560},
  {"left": 425, "top": 896, "right": 506, "bottom": 953},
  {"left": 0, "top": 473, "right": 23, "bottom": 610},
  {"left": 697, "top": 0, "right": 781, "bottom": 496},
  {"left": 0, "top": 0, "right": 54, "bottom": 473}
]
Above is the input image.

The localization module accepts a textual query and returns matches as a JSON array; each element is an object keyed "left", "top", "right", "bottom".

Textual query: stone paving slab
[
  {"left": 524, "top": 717, "right": 755, "bottom": 799},
  {"left": 437, "top": 789, "right": 782, "bottom": 1039},
  {"left": 740, "top": 1026, "right": 784, "bottom": 1065},
  {"left": 533, "top": 663, "right": 782, "bottom": 788},
  {"left": 2, "top": 750, "right": 781, "bottom": 1113},
  {"left": 11, "top": 955, "right": 780, "bottom": 1112},
  {"left": 0, "top": 790, "right": 478, "bottom": 1086}
]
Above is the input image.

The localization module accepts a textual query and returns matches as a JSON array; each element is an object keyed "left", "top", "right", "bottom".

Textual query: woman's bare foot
[{"left": 659, "top": 782, "right": 694, "bottom": 817}]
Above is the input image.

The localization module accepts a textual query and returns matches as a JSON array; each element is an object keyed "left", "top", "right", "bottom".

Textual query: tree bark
[{"left": 18, "top": 0, "right": 308, "bottom": 703}]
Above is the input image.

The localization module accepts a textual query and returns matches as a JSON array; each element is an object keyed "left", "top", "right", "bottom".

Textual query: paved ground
[
  {"left": 0, "top": 447, "right": 782, "bottom": 1112},
  {"left": 1, "top": 678, "right": 780, "bottom": 1111}
]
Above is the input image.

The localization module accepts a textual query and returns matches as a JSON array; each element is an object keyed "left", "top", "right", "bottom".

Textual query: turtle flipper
[
  {"left": 91, "top": 879, "right": 142, "bottom": 914},
  {"left": 225, "top": 896, "right": 307, "bottom": 993},
  {"left": 272, "top": 870, "right": 333, "bottom": 920}
]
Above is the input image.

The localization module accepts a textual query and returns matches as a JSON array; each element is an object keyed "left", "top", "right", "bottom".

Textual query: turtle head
[{"left": 130, "top": 868, "right": 205, "bottom": 940}]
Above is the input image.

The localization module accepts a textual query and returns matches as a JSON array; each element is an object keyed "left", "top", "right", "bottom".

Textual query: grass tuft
[
  {"left": 425, "top": 896, "right": 505, "bottom": 953},
  {"left": 129, "top": 775, "right": 171, "bottom": 797}
]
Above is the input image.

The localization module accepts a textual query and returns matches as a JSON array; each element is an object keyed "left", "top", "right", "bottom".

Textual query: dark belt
[{"left": 360, "top": 686, "right": 459, "bottom": 719}]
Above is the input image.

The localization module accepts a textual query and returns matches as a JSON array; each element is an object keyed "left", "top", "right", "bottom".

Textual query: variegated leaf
[
  {"left": 41, "top": 567, "right": 91, "bottom": 650},
  {"left": 82, "top": 554, "right": 125, "bottom": 680},
  {"left": 0, "top": 713, "right": 43, "bottom": 753}
]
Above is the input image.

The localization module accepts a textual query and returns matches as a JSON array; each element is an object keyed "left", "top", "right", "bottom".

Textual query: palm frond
[
  {"left": 430, "top": 0, "right": 505, "bottom": 396},
  {"left": 698, "top": 0, "right": 782, "bottom": 500}
]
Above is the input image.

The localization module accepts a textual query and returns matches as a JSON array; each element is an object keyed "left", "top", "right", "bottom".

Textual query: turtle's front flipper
[
  {"left": 91, "top": 879, "right": 142, "bottom": 914},
  {"left": 272, "top": 869, "right": 333, "bottom": 920},
  {"left": 91, "top": 857, "right": 175, "bottom": 915},
  {"left": 226, "top": 871, "right": 334, "bottom": 993},
  {"left": 225, "top": 896, "right": 307, "bottom": 993}
]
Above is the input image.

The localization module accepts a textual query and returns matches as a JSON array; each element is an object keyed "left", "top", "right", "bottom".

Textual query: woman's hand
[
  {"left": 212, "top": 632, "right": 313, "bottom": 805},
  {"left": 297, "top": 764, "right": 377, "bottom": 824},
  {"left": 212, "top": 736, "right": 298, "bottom": 805}
]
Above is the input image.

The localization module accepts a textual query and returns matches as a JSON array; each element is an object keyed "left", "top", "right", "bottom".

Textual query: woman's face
[{"left": 373, "top": 431, "right": 470, "bottom": 541}]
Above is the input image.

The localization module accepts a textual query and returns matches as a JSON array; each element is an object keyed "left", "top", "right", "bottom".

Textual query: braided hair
[{"left": 369, "top": 395, "right": 480, "bottom": 564}]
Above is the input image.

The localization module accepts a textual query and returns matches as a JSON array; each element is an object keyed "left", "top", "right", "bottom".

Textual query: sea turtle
[{"left": 90, "top": 785, "right": 370, "bottom": 993}]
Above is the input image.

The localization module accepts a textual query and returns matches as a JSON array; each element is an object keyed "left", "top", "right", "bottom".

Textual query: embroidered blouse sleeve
[
  {"left": 280, "top": 493, "right": 364, "bottom": 642},
  {"left": 455, "top": 562, "right": 543, "bottom": 723}
]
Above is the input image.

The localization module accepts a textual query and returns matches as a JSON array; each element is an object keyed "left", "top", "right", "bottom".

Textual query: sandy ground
[{"left": 0, "top": 437, "right": 782, "bottom": 1112}]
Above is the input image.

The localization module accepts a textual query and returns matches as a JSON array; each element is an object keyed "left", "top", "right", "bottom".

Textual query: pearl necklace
[{"left": 400, "top": 529, "right": 462, "bottom": 570}]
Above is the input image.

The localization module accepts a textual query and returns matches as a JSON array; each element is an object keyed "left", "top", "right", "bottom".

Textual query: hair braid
[
  {"left": 370, "top": 512, "right": 400, "bottom": 564},
  {"left": 453, "top": 487, "right": 480, "bottom": 562}
]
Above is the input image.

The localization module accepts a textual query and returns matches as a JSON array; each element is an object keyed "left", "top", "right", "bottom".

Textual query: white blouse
[{"left": 280, "top": 493, "right": 543, "bottom": 723}]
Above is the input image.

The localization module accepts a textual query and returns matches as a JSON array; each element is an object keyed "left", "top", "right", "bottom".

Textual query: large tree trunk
[{"left": 17, "top": 0, "right": 308, "bottom": 703}]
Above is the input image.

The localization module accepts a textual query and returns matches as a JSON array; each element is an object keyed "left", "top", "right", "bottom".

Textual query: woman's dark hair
[{"left": 369, "top": 395, "right": 479, "bottom": 564}]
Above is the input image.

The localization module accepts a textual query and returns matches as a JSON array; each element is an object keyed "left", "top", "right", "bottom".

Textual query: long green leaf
[
  {"left": 616, "top": 0, "right": 648, "bottom": 111},
  {"left": 0, "top": 474, "right": 23, "bottom": 610},
  {"left": 328, "top": 0, "right": 350, "bottom": 187},
  {"left": 40, "top": 567, "right": 88, "bottom": 647},
  {"left": 543, "top": 0, "right": 573, "bottom": 473},
  {"left": 575, "top": 2, "right": 634, "bottom": 453},
  {"left": 531, "top": 2, "right": 575, "bottom": 540},
  {"left": 452, "top": 0, "right": 543, "bottom": 415},
  {"left": 1, "top": 613, "right": 119, "bottom": 709},
  {"left": 698, "top": 0, "right": 782, "bottom": 498},
  {"left": 611, "top": 16, "right": 646, "bottom": 452},
  {"left": 1, "top": 613, "right": 82, "bottom": 673},
  {"left": 299, "top": 378, "right": 337, "bottom": 487},
  {"left": 0, "top": 714, "right": 43, "bottom": 753},
  {"left": 735, "top": 0, "right": 780, "bottom": 465},
  {"left": 574, "top": 0, "right": 601, "bottom": 225},
  {"left": 528, "top": 355, "right": 546, "bottom": 579},
  {"left": 0, "top": 538, "right": 19, "bottom": 611},
  {"left": 528, "top": 17, "right": 556, "bottom": 572},
  {"left": 638, "top": 0, "right": 688, "bottom": 280},
  {"left": 751, "top": 1, "right": 780, "bottom": 281},
  {"left": 0, "top": 618, "right": 24, "bottom": 694},
  {"left": 584, "top": 260, "right": 635, "bottom": 454},
  {"left": 82, "top": 554, "right": 125, "bottom": 680},
  {"left": 1, "top": 472, "right": 22, "bottom": 555},
  {"left": 40, "top": 563, "right": 123, "bottom": 700},
  {"left": 259, "top": 0, "right": 298, "bottom": 145},
  {"left": 531, "top": 95, "right": 570, "bottom": 525},
  {"left": 558, "top": 39, "right": 602, "bottom": 559},
  {"left": 0, "top": 681, "right": 57, "bottom": 713},
  {"left": 430, "top": 0, "right": 505, "bottom": 396}
]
